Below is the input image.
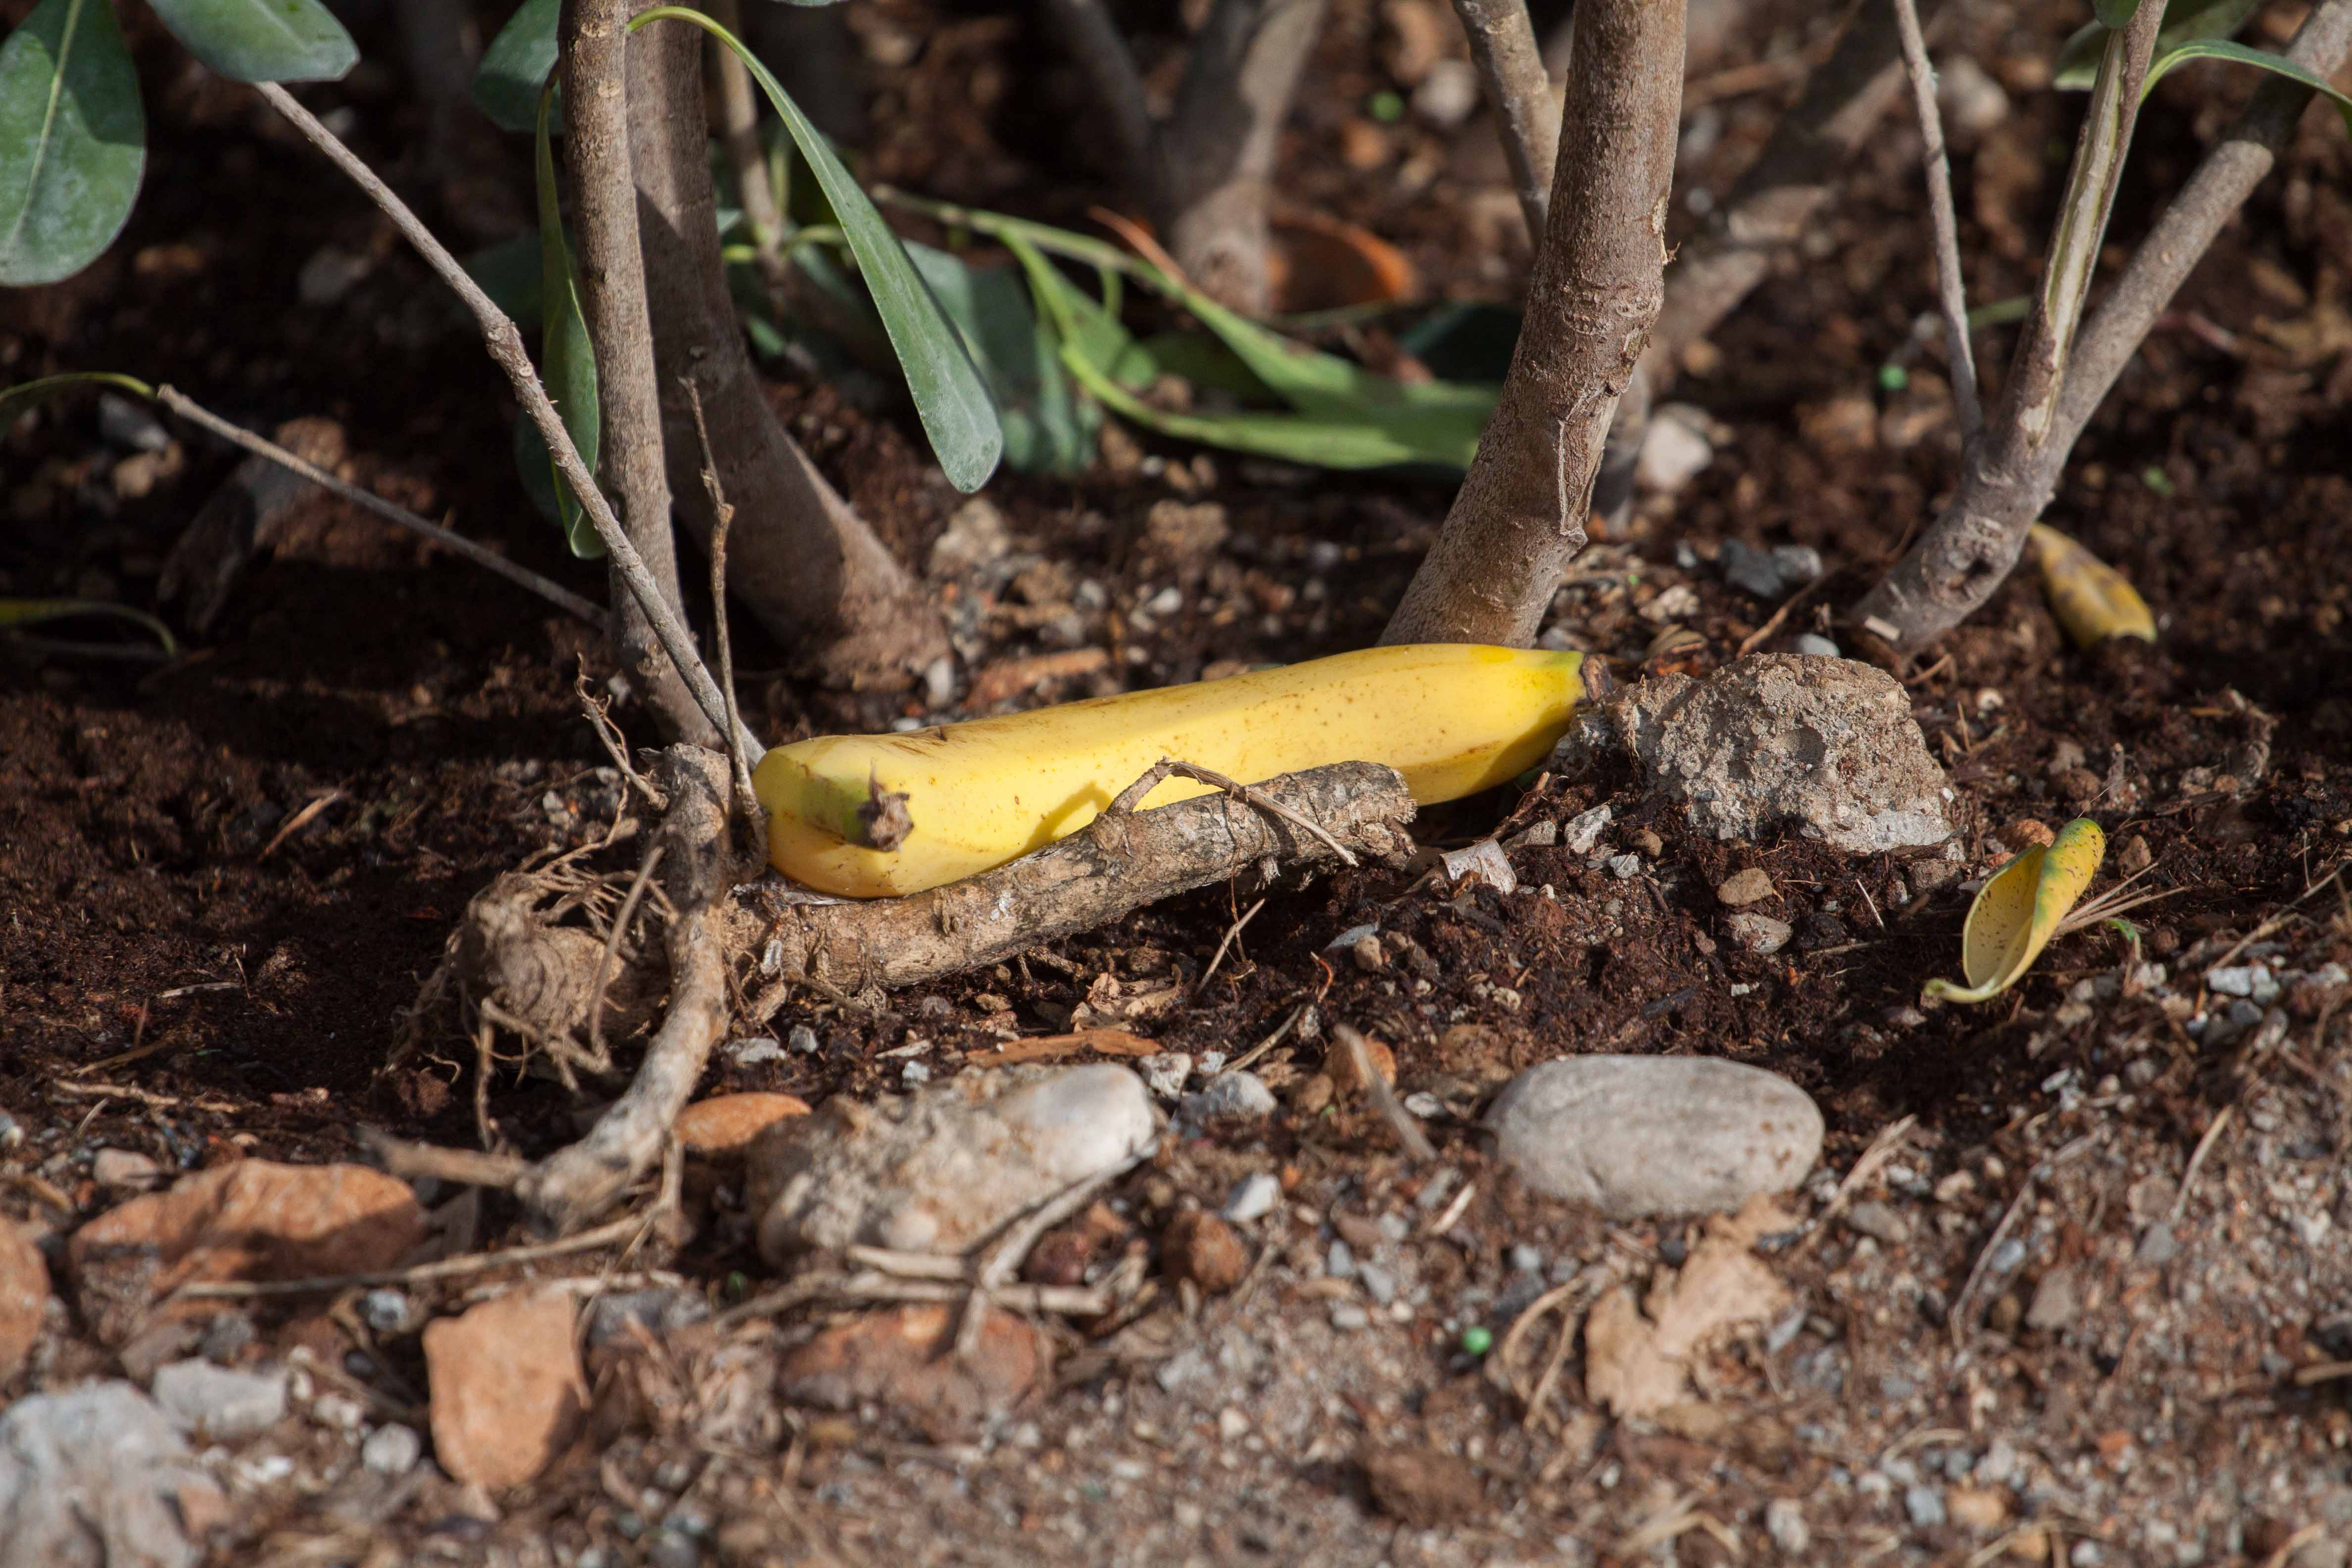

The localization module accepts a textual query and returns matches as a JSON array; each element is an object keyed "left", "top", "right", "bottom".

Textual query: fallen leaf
[
  {"left": 1584, "top": 1207, "right": 1792, "bottom": 1418},
  {"left": 2028, "top": 524, "right": 2155, "bottom": 648},
  {"left": 1924, "top": 817, "right": 2106, "bottom": 1004},
  {"left": 965, "top": 1028, "right": 1159, "bottom": 1064}
]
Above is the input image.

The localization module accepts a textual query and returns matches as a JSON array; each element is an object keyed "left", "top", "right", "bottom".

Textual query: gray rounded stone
[{"left": 1483, "top": 1056, "right": 1824, "bottom": 1219}]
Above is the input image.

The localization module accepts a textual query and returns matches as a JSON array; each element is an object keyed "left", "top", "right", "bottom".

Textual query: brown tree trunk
[
  {"left": 624, "top": 18, "right": 949, "bottom": 689},
  {"left": 1158, "top": 0, "right": 1329, "bottom": 313},
  {"left": 559, "top": 0, "right": 718, "bottom": 744},
  {"left": 1382, "top": 0, "right": 1685, "bottom": 648}
]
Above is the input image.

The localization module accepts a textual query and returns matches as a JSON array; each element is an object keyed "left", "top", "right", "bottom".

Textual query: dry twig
[
  {"left": 1888, "top": 0, "right": 1980, "bottom": 440},
  {"left": 1446, "top": 0, "right": 1559, "bottom": 240}
]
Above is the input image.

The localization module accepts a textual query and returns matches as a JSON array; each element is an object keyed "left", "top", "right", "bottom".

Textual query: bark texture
[
  {"left": 1158, "top": 0, "right": 1331, "bottom": 312},
  {"left": 560, "top": 0, "right": 716, "bottom": 744},
  {"left": 1383, "top": 0, "right": 1684, "bottom": 647},
  {"left": 626, "top": 19, "right": 948, "bottom": 688}
]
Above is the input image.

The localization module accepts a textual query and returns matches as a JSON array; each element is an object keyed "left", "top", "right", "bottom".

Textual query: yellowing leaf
[
  {"left": 1924, "top": 818, "right": 2107, "bottom": 1004},
  {"left": 2029, "top": 524, "right": 2155, "bottom": 648}
]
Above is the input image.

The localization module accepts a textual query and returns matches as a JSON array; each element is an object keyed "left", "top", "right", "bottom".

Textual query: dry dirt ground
[{"left": 4, "top": 0, "right": 2352, "bottom": 1563}]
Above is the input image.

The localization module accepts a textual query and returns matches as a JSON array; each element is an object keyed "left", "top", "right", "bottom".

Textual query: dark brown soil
[{"left": 4, "top": 0, "right": 2352, "bottom": 1562}]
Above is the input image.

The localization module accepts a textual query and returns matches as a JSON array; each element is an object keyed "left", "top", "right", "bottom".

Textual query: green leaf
[
  {"left": 2093, "top": 0, "right": 2148, "bottom": 30},
  {"left": 0, "top": 368, "right": 153, "bottom": 427},
  {"left": 2142, "top": 39, "right": 2352, "bottom": 133},
  {"left": 534, "top": 83, "right": 603, "bottom": 559},
  {"left": 475, "top": 0, "right": 559, "bottom": 134},
  {"left": 630, "top": 6, "right": 1002, "bottom": 492},
  {"left": 146, "top": 0, "right": 357, "bottom": 84},
  {"left": 0, "top": 0, "right": 145, "bottom": 287},
  {"left": 0, "top": 596, "right": 178, "bottom": 654},
  {"left": 2055, "top": 0, "right": 2261, "bottom": 89},
  {"left": 904, "top": 241, "right": 1096, "bottom": 474}
]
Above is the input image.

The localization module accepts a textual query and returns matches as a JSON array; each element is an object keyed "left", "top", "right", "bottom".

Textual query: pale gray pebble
[
  {"left": 648, "top": 1528, "right": 700, "bottom": 1568},
  {"left": 789, "top": 1026, "right": 820, "bottom": 1054},
  {"left": 1326, "top": 1240, "right": 1356, "bottom": 1279},
  {"left": 1138, "top": 1053, "right": 1193, "bottom": 1100},
  {"left": 1402, "top": 1092, "right": 1445, "bottom": 1118},
  {"left": 0, "top": 1383, "right": 220, "bottom": 1568},
  {"left": 151, "top": 1359, "right": 287, "bottom": 1440},
  {"left": 1905, "top": 1485, "right": 1947, "bottom": 1528},
  {"left": 1485, "top": 1055, "right": 1824, "bottom": 1220},
  {"left": 1508, "top": 1244, "right": 1544, "bottom": 1274},
  {"left": 2025, "top": 1268, "right": 2081, "bottom": 1331},
  {"left": 1727, "top": 913, "right": 1793, "bottom": 955},
  {"left": 92, "top": 1147, "right": 163, "bottom": 1191},
  {"left": 1329, "top": 1304, "right": 1371, "bottom": 1331},
  {"left": 1193, "top": 1051, "right": 1227, "bottom": 1078},
  {"left": 754, "top": 1065, "right": 1155, "bottom": 1262},
  {"left": 359, "top": 1288, "right": 412, "bottom": 1335},
  {"left": 900, "top": 1061, "right": 932, "bottom": 1086},
  {"left": 1607, "top": 853, "right": 1642, "bottom": 879},
  {"left": 1974, "top": 1438, "right": 2019, "bottom": 1485},
  {"left": 726, "top": 1036, "right": 785, "bottom": 1067},
  {"left": 1185, "top": 1072, "right": 1276, "bottom": 1123},
  {"left": 361, "top": 1422, "right": 422, "bottom": 1476},
  {"left": 0, "top": 1112, "right": 19, "bottom": 1152},
  {"left": 1607, "top": 654, "right": 1952, "bottom": 854},
  {"left": 199, "top": 1313, "right": 257, "bottom": 1364},
  {"left": 1222, "top": 1173, "right": 1281, "bottom": 1224},
  {"left": 1842, "top": 1201, "right": 1909, "bottom": 1245},
  {"left": 2205, "top": 965, "right": 2261, "bottom": 997},
  {"left": 1792, "top": 633, "right": 1842, "bottom": 659},
  {"left": 1637, "top": 407, "right": 1715, "bottom": 495},
  {"left": 2137, "top": 1224, "right": 2180, "bottom": 1266},
  {"left": 1411, "top": 58, "right": 1480, "bottom": 128},
  {"left": 1358, "top": 1264, "right": 1398, "bottom": 1306},
  {"left": 1378, "top": 1212, "right": 1410, "bottom": 1243},
  {"left": 2070, "top": 1543, "right": 2104, "bottom": 1568},
  {"left": 1563, "top": 803, "right": 1612, "bottom": 855},
  {"left": 1988, "top": 1238, "right": 2028, "bottom": 1274},
  {"left": 1764, "top": 1497, "right": 1810, "bottom": 1555},
  {"left": 1719, "top": 539, "right": 1823, "bottom": 601}
]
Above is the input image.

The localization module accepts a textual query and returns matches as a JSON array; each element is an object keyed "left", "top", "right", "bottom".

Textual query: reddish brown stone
[
  {"left": 0, "top": 1220, "right": 50, "bottom": 1379},
  {"left": 424, "top": 1288, "right": 587, "bottom": 1490},
  {"left": 68, "top": 1161, "right": 425, "bottom": 1343},
  {"left": 775, "top": 1303, "right": 1043, "bottom": 1440},
  {"left": 675, "top": 1092, "right": 812, "bottom": 1158},
  {"left": 1161, "top": 1210, "right": 1249, "bottom": 1295}
]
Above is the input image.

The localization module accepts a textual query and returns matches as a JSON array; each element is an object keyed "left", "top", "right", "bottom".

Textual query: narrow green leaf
[
  {"left": 904, "top": 241, "right": 1096, "bottom": 474},
  {"left": 146, "top": 0, "right": 357, "bottom": 84},
  {"left": 2093, "top": 0, "right": 2148, "bottom": 30},
  {"left": 630, "top": 6, "right": 1002, "bottom": 492},
  {"left": 2056, "top": 0, "right": 2263, "bottom": 87},
  {"left": 0, "top": 596, "right": 179, "bottom": 654},
  {"left": 0, "top": 0, "right": 145, "bottom": 287},
  {"left": 534, "top": 84, "right": 604, "bottom": 559},
  {"left": 0, "top": 369, "right": 154, "bottom": 427},
  {"left": 475, "top": 0, "right": 560, "bottom": 134},
  {"left": 461, "top": 232, "right": 545, "bottom": 328},
  {"left": 2142, "top": 39, "right": 2352, "bottom": 133}
]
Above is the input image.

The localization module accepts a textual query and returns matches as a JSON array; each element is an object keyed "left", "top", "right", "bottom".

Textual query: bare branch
[
  {"left": 251, "top": 83, "right": 753, "bottom": 757},
  {"left": 561, "top": 0, "right": 717, "bottom": 746},
  {"left": 1889, "top": 0, "right": 1980, "bottom": 441},
  {"left": 1853, "top": 0, "right": 2352, "bottom": 650},
  {"left": 151, "top": 386, "right": 610, "bottom": 632},
  {"left": 1383, "top": 0, "right": 1684, "bottom": 646},
  {"left": 1448, "top": 0, "right": 1559, "bottom": 240},
  {"left": 683, "top": 378, "right": 762, "bottom": 819}
]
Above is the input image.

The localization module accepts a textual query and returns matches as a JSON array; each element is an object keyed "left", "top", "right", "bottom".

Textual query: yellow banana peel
[
  {"left": 2028, "top": 524, "right": 2156, "bottom": 648},
  {"left": 1923, "top": 817, "right": 2107, "bottom": 1004},
  {"left": 754, "top": 644, "right": 1602, "bottom": 898}
]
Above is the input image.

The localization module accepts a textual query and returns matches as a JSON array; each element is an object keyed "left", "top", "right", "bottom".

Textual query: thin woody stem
[{"left": 1889, "top": 0, "right": 1980, "bottom": 441}]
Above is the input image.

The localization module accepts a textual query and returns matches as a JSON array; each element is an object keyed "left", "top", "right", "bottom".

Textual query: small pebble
[
  {"left": 1607, "top": 853, "right": 1642, "bottom": 879},
  {"left": 362, "top": 1422, "right": 423, "bottom": 1475},
  {"left": 1184, "top": 1072, "right": 1276, "bottom": 1124},
  {"left": 726, "top": 1037, "right": 785, "bottom": 1067},
  {"left": 1726, "top": 913, "right": 1793, "bottom": 955},
  {"left": 788, "top": 1026, "right": 820, "bottom": 1054},
  {"left": 900, "top": 1061, "right": 931, "bottom": 1086},
  {"left": 91, "top": 1148, "right": 163, "bottom": 1192},
  {"left": 1765, "top": 1497, "right": 1810, "bottom": 1555},
  {"left": 2136, "top": 1224, "right": 2179, "bottom": 1266},
  {"left": 1792, "top": 633, "right": 1842, "bottom": 658},
  {"left": 1563, "top": 804, "right": 1612, "bottom": 855},
  {"left": 1508, "top": 1244, "right": 1544, "bottom": 1275},
  {"left": 1904, "top": 1485, "right": 1947, "bottom": 1528},
  {"left": 1325, "top": 1239, "right": 1356, "bottom": 1280},
  {"left": 1217, "top": 1407, "right": 1250, "bottom": 1441},
  {"left": 359, "top": 1289, "right": 412, "bottom": 1335},
  {"left": 1222, "top": 1173, "right": 1281, "bottom": 1224},
  {"left": 1138, "top": 1053, "right": 1193, "bottom": 1100},
  {"left": 1842, "top": 1201, "right": 1909, "bottom": 1245},
  {"left": 1358, "top": 1263, "right": 1398, "bottom": 1305},
  {"left": 1716, "top": 868, "right": 1774, "bottom": 906},
  {"left": 1329, "top": 1304, "right": 1370, "bottom": 1331}
]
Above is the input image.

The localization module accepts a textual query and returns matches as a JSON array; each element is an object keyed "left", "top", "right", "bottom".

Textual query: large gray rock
[
  {"left": 1608, "top": 654, "right": 1952, "bottom": 854},
  {"left": 752, "top": 1065, "right": 1156, "bottom": 1265},
  {"left": 0, "top": 1381, "right": 225, "bottom": 1568},
  {"left": 1484, "top": 1056, "right": 1823, "bottom": 1219}
]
